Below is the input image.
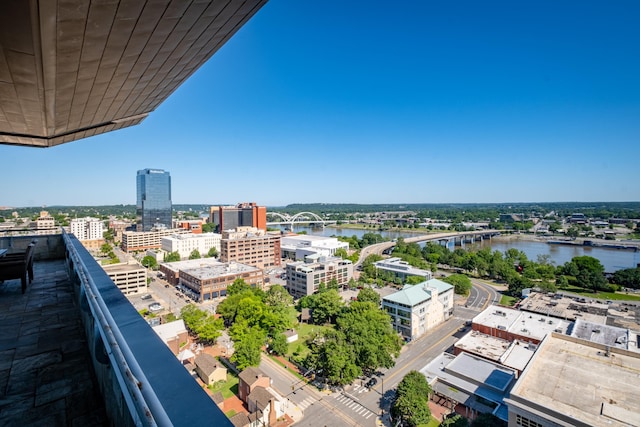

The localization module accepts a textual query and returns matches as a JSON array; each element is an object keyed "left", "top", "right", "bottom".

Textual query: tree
[
  {"left": 164, "top": 251, "right": 180, "bottom": 262},
  {"left": 562, "top": 256, "right": 607, "bottom": 291},
  {"left": 337, "top": 301, "right": 401, "bottom": 374},
  {"left": 441, "top": 415, "right": 469, "bottom": 427},
  {"left": 405, "top": 275, "right": 426, "bottom": 285},
  {"left": 310, "top": 289, "right": 345, "bottom": 324},
  {"left": 612, "top": 267, "right": 640, "bottom": 289},
  {"left": 265, "top": 285, "right": 294, "bottom": 309},
  {"left": 231, "top": 327, "right": 266, "bottom": 370},
  {"left": 141, "top": 255, "right": 157, "bottom": 269},
  {"left": 305, "top": 329, "right": 360, "bottom": 385},
  {"left": 100, "top": 243, "right": 113, "bottom": 256},
  {"left": 180, "top": 304, "right": 223, "bottom": 344},
  {"left": 442, "top": 274, "right": 472, "bottom": 295},
  {"left": 391, "top": 370, "right": 432, "bottom": 427},
  {"left": 356, "top": 287, "right": 380, "bottom": 305},
  {"left": 202, "top": 222, "right": 216, "bottom": 233},
  {"left": 227, "top": 278, "right": 253, "bottom": 296},
  {"left": 269, "top": 332, "right": 289, "bottom": 356},
  {"left": 207, "top": 246, "right": 219, "bottom": 258},
  {"left": 334, "top": 247, "right": 348, "bottom": 259},
  {"left": 189, "top": 249, "right": 201, "bottom": 260}
]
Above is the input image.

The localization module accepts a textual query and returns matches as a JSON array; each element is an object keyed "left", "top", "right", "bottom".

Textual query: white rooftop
[
  {"left": 152, "top": 319, "right": 187, "bottom": 343},
  {"left": 507, "top": 333, "right": 640, "bottom": 427}
]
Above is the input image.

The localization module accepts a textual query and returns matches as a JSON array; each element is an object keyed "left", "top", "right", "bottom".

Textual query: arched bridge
[{"left": 266, "top": 212, "right": 336, "bottom": 231}]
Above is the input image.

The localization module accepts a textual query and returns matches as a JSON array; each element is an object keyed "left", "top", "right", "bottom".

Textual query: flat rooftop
[
  {"left": 473, "top": 304, "right": 570, "bottom": 342},
  {"left": 508, "top": 333, "right": 640, "bottom": 427},
  {"left": 455, "top": 331, "right": 536, "bottom": 374},
  {"left": 181, "top": 262, "right": 261, "bottom": 280},
  {"left": 473, "top": 305, "right": 522, "bottom": 331},
  {"left": 570, "top": 318, "right": 639, "bottom": 352},
  {"left": 520, "top": 292, "right": 608, "bottom": 324}
]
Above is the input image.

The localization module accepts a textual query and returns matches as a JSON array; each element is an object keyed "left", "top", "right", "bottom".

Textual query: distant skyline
[{"left": 1, "top": 1, "right": 639, "bottom": 207}]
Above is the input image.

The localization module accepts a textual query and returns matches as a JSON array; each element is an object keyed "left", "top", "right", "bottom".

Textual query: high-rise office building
[
  {"left": 136, "top": 169, "right": 172, "bottom": 232},
  {"left": 209, "top": 202, "right": 266, "bottom": 232}
]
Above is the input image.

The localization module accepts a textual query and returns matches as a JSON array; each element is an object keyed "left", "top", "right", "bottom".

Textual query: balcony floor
[{"left": 0, "top": 260, "right": 108, "bottom": 426}]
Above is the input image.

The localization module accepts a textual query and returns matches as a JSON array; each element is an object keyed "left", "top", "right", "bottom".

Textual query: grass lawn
[
  {"left": 208, "top": 372, "right": 239, "bottom": 399},
  {"left": 286, "top": 322, "right": 332, "bottom": 358},
  {"left": 500, "top": 294, "right": 518, "bottom": 306},
  {"left": 559, "top": 286, "right": 640, "bottom": 301},
  {"left": 417, "top": 417, "right": 440, "bottom": 427},
  {"left": 225, "top": 409, "right": 236, "bottom": 418}
]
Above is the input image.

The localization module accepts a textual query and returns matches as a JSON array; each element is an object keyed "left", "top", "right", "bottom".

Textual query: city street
[{"left": 256, "top": 280, "right": 496, "bottom": 427}]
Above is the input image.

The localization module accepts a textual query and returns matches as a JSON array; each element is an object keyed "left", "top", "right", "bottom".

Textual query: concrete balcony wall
[{"left": 0, "top": 233, "right": 66, "bottom": 261}]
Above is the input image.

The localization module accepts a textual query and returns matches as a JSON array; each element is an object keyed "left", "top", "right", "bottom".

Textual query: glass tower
[{"left": 136, "top": 169, "right": 172, "bottom": 231}]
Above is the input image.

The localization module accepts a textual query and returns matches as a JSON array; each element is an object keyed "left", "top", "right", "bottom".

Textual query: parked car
[{"left": 366, "top": 378, "right": 378, "bottom": 388}]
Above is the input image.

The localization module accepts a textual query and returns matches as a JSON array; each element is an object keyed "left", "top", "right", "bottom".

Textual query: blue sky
[{"left": 2, "top": 1, "right": 639, "bottom": 207}]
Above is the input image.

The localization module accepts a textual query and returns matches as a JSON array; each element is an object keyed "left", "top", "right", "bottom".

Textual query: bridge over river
[{"left": 356, "top": 230, "right": 502, "bottom": 267}]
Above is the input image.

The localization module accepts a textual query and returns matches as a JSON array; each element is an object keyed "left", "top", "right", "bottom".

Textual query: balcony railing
[{"left": 1, "top": 231, "right": 232, "bottom": 426}]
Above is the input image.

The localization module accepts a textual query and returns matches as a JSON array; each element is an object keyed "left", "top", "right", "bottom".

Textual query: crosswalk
[
  {"left": 332, "top": 393, "right": 375, "bottom": 419},
  {"left": 296, "top": 396, "right": 316, "bottom": 411}
]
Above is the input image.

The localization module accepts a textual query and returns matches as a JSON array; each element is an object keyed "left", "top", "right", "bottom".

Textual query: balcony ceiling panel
[{"left": 0, "top": 0, "right": 267, "bottom": 148}]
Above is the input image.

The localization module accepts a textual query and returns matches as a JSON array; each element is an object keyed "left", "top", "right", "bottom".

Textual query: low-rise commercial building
[
  {"left": 472, "top": 305, "right": 569, "bottom": 345},
  {"left": 285, "top": 256, "right": 353, "bottom": 298},
  {"left": 220, "top": 227, "right": 281, "bottom": 270},
  {"left": 505, "top": 333, "right": 640, "bottom": 427},
  {"left": 280, "top": 234, "right": 349, "bottom": 260},
  {"left": 374, "top": 257, "right": 433, "bottom": 282},
  {"left": 421, "top": 351, "right": 516, "bottom": 423},
  {"left": 159, "top": 258, "right": 263, "bottom": 301},
  {"left": 161, "top": 232, "right": 221, "bottom": 260},
  {"left": 102, "top": 263, "right": 147, "bottom": 295},
  {"left": 454, "top": 331, "right": 536, "bottom": 376},
  {"left": 382, "top": 279, "right": 454, "bottom": 341}
]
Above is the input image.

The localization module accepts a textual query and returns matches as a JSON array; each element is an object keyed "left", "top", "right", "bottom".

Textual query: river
[{"left": 279, "top": 225, "right": 640, "bottom": 273}]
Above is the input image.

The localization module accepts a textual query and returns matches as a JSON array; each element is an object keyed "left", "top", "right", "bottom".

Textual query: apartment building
[
  {"left": 161, "top": 233, "right": 221, "bottom": 260},
  {"left": 121, "top": 228, "right": 189, "bottom": 253},
  {"left": 285, "top": 255, "right": 354, "bottom": 298},
  {"left": 382, "top": 279, "right": 454, "bottom": 341},
  {"left": 70, "top": 217, "right": 104, "bottom": 241},
  {"left": 219, "top": 227, "right": 281, "bottom": 270}
]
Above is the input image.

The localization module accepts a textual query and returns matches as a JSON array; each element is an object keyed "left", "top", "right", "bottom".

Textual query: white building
[
  {"left": 382, "top": 279, "right": 454, "bottom": 341},
  {"left": 280, "top": 234, "right": 349, "bottom": 260},
  {"left": 285, "top": 255, "right": 353, "bottom": 298},
  {"left": 161, "top": 232, "right": 221, "bottom": 260},
  {"left": 70, "top": 217, "right": 104, "bottom": 241},
  {"left": 374, "top": 257, "right": 433, "bottom": 282}
]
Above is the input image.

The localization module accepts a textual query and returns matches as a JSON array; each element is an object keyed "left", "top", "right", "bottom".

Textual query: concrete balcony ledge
[{"left": 1, "top": 233, "right": 232, "bottom": 426}]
